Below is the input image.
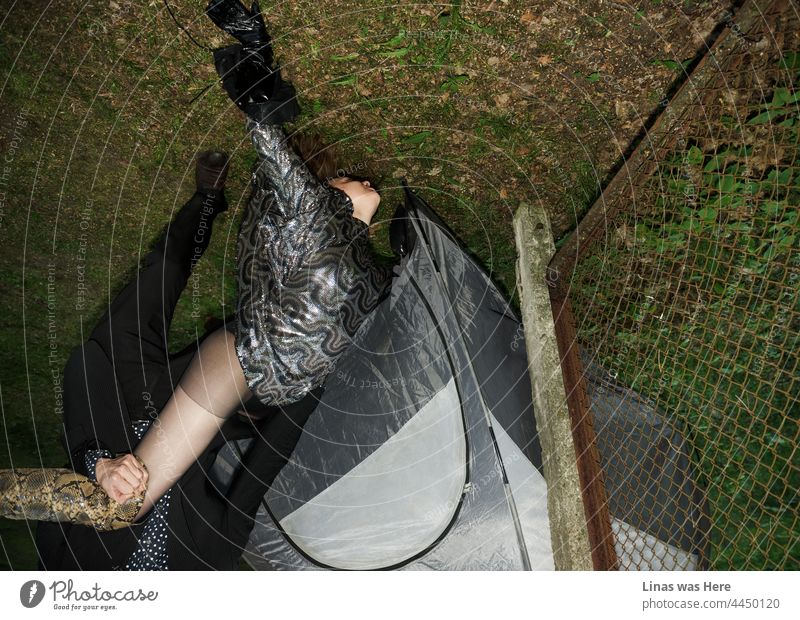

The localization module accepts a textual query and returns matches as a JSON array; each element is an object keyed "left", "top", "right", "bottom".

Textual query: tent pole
[{"left": 404, "top": 200, "right": 534, "bottom": 570}]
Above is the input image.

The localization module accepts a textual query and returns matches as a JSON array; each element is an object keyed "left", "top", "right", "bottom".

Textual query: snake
[{"left": 0, "top": 461, "right": 146, "bottom": 532}]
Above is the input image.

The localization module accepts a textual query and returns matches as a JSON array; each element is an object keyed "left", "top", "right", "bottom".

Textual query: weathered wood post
[{"left": 513, "top": 201, "right": 606, "bottom": 570}]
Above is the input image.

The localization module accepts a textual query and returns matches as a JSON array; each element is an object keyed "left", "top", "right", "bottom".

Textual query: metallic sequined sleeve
[
  {"left": 246, "top": 118, "right": 331, "bottom": 223},
  {"left": 234, "top": 120, "right": 392, "bottom": 406}
]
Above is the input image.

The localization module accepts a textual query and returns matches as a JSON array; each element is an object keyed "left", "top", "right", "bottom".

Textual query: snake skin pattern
[
  {"left": 233, "top": 119, "right": 393, "bottom": 406},
  {"left": 0, "top": 467, "right": 143, "bottom": 531}
]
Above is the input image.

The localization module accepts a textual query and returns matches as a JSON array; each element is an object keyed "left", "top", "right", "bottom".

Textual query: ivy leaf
[
  {"left": 747, "top": 110, "right": 773, "bottom": 125},
  {"left": 780, "top": 51, "right": 800, "bottom": 70},
  {"left": 768, "top": 88, "right": 800, "bottom": 108},
  {"left": 685, "top": 145, "right": 704, "bottom": 165},
  {"left": 402, "top": 130, "right": 432, "bottom": 145},
  {"left": 717, "top": 175, "right": 736, "bottom": 192},
  {"left": 769, "top": 88, "right": 791, "bottom": 107},
  {"left": 698, "top": 207, "right": 717, "bottom": 222},
  {"left": 704, "top": 153, "right": 726, "bottom": 172}
]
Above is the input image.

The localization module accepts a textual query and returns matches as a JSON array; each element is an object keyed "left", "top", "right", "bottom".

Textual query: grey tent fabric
[
  {"left": 580, "top": 349, "right": 706, "bottom": 569},
  {"left": 208, "top": 181, "right": 704, "bottom": 570}
]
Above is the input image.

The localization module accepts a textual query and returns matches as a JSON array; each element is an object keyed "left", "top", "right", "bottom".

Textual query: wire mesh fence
[{"left": 549, "top": 0, "right": 798, "bottom": 570}]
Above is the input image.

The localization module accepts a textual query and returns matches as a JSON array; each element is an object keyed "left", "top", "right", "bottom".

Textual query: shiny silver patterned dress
[{"left": 231, "top": 119, "right": 392, "bottom": 406}]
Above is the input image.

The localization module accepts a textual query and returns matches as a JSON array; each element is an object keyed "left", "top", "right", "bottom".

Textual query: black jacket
[{"left": 232, "top": 120, "right": 393, "bottom": 406}]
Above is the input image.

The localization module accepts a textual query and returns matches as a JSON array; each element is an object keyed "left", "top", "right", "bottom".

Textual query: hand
[
  {"left": 212, "top": 44, "right": 300, "bottom": 125},
  {"left": 207, "top": 0, "right": 300, "bottom": 125},
  {"left": 96, "top": 454, "right": 148, "bottom": 504}
]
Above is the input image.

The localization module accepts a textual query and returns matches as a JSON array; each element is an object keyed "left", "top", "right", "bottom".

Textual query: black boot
[
  {"left": 195, "top": 150, "right": 230, "bottom": 200},
  {"left": 152, "top": 151, "right": 231, "bottom": 268}
]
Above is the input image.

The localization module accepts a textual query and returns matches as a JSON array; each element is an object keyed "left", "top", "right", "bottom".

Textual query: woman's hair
[
  {"left": 288, "top": 132, "right": 382, "bottom": 193},
  {"left": 288, "top": 132, "right": 340, "bottom": 183}
]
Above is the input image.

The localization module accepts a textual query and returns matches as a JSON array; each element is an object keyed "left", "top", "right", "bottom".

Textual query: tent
[{"left": 210, "top": 181, "right": 703, "bottom": 570}]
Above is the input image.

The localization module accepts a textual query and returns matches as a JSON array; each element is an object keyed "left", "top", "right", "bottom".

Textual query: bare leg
[{"left": 133, "top": 327, "right": 251, "bottom": 518}]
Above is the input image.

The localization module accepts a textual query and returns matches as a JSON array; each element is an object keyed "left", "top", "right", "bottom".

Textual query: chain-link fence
[{"left": 549, "top": 0, "right": 798, "bottom": 570}]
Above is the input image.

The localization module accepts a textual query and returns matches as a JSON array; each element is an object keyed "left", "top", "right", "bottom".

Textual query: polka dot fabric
[{"left": 125, "top": 420, "right": 171, "bottom": 571}]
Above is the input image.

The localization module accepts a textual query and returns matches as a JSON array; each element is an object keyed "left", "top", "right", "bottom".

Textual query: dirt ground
[{"left": 2, "top": 0, "right": 736, "bottom": 289}]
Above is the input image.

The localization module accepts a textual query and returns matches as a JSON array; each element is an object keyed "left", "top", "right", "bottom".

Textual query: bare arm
[{"left": 131, "top": 328, "right": 252, "bottom": 518}]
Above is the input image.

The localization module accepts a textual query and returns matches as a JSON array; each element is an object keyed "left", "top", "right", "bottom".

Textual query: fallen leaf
[
  {"left": 614, "top": 99, "right": 637, "bottom": 120},
  {"left": 494, "top": 93, "right": 511, "bottom": 108}
]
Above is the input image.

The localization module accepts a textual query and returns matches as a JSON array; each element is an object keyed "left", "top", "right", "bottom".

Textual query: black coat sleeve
[{"left": 61, "top": 342, "right": 139, "bottom": 475}]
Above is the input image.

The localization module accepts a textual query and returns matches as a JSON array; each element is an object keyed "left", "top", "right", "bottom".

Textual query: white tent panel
[
  {"left": 612, "top": 518, "right": 698, "bottom": 571},
  {"left": 490, "top": 413, "right": 554, "bottom": 570},
  {"left": 278, "top": 378, "right": 466, "bottom": 569}
]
